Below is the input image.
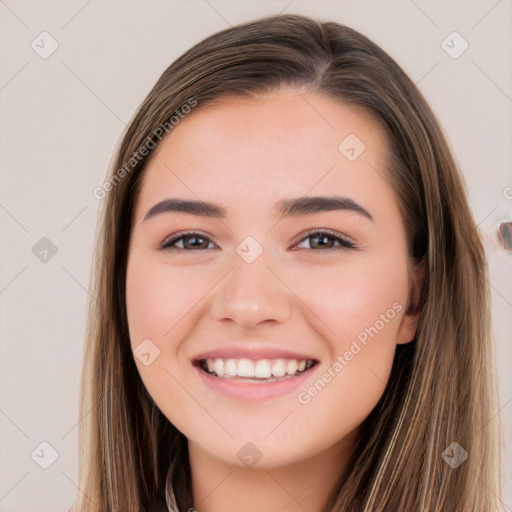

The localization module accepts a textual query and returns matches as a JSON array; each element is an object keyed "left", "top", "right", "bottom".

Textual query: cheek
[
  {"left": 295, "top": 252, "right": 409, "bottom": 349},
  {"left": 287, "top": 257, "right": 409, "bottom": 443},
  {"left": 126, "top": 253, "right": 204, "bottom": 346},
  {"left": 125, "top": 252, "right": 205, "bottom": 433}
]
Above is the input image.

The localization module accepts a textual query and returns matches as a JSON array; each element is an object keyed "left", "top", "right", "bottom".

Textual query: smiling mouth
[{"left": 195, "top": 357, "right": 317, "bottom": 382}]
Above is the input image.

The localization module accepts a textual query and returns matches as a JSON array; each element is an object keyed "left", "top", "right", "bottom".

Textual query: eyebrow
[{"left": 142, "top": 195, "right": 374, "bottom": 223}]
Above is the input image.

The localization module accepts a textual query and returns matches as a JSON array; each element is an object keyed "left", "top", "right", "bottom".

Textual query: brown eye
[
  {"left": 160, "top": 232, "right": 216, "bottom": 251},
  {"left": 295, "top": 230, "right": 356, "bottom": 251}
]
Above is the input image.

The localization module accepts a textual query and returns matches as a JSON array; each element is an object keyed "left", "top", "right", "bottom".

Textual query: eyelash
[{"left": 159, "top": 229, "right": 357, "bottom": 253}]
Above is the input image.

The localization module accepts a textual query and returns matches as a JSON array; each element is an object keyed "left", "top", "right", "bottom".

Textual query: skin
[{"left": 125, "top": 88, "right": 423, "bottom": 512}]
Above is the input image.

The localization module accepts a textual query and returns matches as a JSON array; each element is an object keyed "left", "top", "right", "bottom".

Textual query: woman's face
[{"left": 126, "top": 89, "right": 421, "bottom": 470}]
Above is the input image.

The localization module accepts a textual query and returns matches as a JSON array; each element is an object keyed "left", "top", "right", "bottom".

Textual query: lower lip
[{"left": 194, "top": 364, "right": 316, "bottom": 401}]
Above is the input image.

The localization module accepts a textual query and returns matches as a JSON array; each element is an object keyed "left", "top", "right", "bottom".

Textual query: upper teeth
[{"left": 204, "top": 358, "right": 313, "bottom": 379}]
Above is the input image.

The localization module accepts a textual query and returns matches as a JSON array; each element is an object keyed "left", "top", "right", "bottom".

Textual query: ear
[{"left": 396, "top": 258, "right": 426, "bottom": 345}]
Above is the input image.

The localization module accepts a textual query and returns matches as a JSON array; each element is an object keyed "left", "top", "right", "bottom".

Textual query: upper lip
[{"left": 193, "top": 345, "right": 318, "bottom": 362}]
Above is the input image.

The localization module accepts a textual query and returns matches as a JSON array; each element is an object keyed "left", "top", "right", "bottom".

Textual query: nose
[{"left": 209, "top": 253, "right": 293, "bottom": 329}]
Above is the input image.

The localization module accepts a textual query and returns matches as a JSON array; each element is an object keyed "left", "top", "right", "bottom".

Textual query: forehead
[{"left": 134, "top": 91, "right": 394, "bottom": 222}]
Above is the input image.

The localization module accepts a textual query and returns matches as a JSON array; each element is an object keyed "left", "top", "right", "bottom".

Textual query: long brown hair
[{"left": 73, "top": 14, "right": 503, "bottom": 511}]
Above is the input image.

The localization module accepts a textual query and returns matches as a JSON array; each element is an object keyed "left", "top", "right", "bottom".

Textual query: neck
[{"left": 187, "top": 429, "right": 359, "bottom": 512}]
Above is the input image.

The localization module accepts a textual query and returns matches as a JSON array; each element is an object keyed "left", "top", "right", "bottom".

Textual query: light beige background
[{"left": 1, "top": 1, "right": 511, "bottom": 510}]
